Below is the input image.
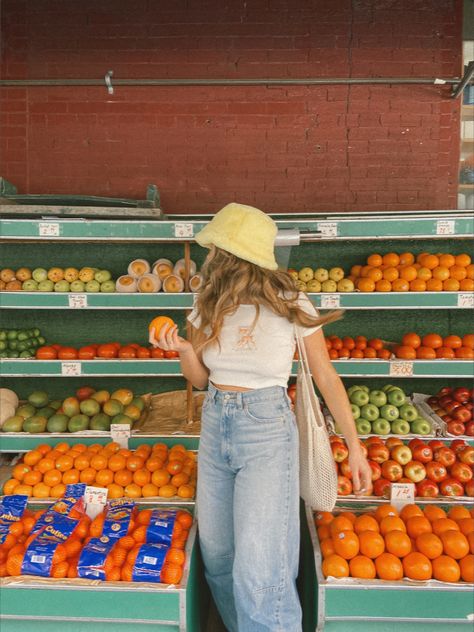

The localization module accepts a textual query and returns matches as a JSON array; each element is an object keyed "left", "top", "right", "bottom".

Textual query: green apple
[
  {"left": 369, "top": 390, "right": 387, "bottom": 407},
  {"left": 321, "top": 279, "right": 337, "bottom": 292},
  {"left": 32, "top": 267, "right": 48, "bottom": 282},
  {"left": 399, "top": 404, "right": 418, "bottom": 422},
  {"left": 37, "top": 280, "right": 54, "bottom": 292},
  {"left": 380, "top": 404, "right": 400, "bottom": 421},
  {"left": 337, "top": 278, "right": 355, "bottom": 292},
  {"left": 298, "top": 267, "right": 314, "bottom": 282},
  {"left": 347, "top": 385, "right": 363, "bottom": 396},
  {"left": 361, "top": 403, "right": 380, "bottom": 422},
  {"left": 306, "top": 279, "right": 322, "bottom": 292},
  {"left": 382, "top": 384, "right": 395, "bottom": 393},
  {"left": 95, "top": 269, "right": 112, "bottom": 283},
  {"left": 85, "top": 280, "right": 100, "bottom": 292},
  {"left": 54, "top": 280, "right": 70, "bottom": 292},
  {"left": 22, "top": 279, "right": 38, "bottom": 291},
  {"left": 391, "top": 419, "right": 410, "bottom": 435},
  {"left": 100, "top": 280, "right": 116, "bottom": 293},
  {"left": 328, "top": 267, "right": 345, "bottom": 282},
  {"left": 411, "top": 418, "right": 431, "bottom": 435},
  {"left": 359, "top": 385, "right": 370, "bottom": 393},
  {"left": 351, "top": 404, "right": 360, "bottom": 420},
  {"left": 70, "top": 280, "right": 86, "bottom": 292},
  {"left": 356, "top": 418, "right": 372, "bottom": 434},
  {"left": 387, "top": 389, "right": 406, "bottom": 407},
  {"left": 350, "top": 390, "right": 369, "bottom": 406},
  {"left": 314, "top": 268, "right": 329, "bottom": 282},
  {"left": 372, "top": 418, "right": 391, "bottom": 435}
]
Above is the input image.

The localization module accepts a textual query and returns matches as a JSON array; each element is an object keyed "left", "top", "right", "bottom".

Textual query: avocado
[
  {"left": 23, "top": 415, "right": 48, "bottom": 433},
  {"left": 47, "top": 414, "right": 69, "bottom": 433}
]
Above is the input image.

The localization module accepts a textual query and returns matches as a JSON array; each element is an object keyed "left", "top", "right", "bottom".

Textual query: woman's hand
[
  {"left": 149, "top": 324, "right": 193, "bottom": 355},
  {"left": 348, "top": 445, "right": 373, "bottom": 497}
]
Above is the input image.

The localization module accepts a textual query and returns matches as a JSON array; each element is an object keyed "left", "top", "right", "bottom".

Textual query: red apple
[
  {"left": 337, "top": 475, "right": 352, "bottom": 496},
  {"left": 426, "top": 461, "right": 448, "bottom": 482},
  {"left": 399, "top": 477, "right": 414, "bottom": 484},
  {"left": 451, "top": 439, "right": 468, "bottom": 453},
  {"left": 438, "top": 395, "right": 453, "bottom": 408},
  {"left": 404, "top": 461, "right": 427, "bottom": 483},
  {"left": 329, "top": 435, "right": 344, "bottom": 444},
  {"left": 453, "top": 387, "right": 470, "bottom": 403},
  {"left": 390, "top": 445, "right": 413, "bottom": 466},
  {"left": 459, "top": 446, "right": 474, "bottom": 465},
  {"left": 365, "top": 436, "right": 384, "bottom": 446},
  {"left": 408, "top": 438, "right": 425, "bottom": 451},
  {"left": 416, "top": 479, "right": 439, "bottom": 498},
  {"left": 427, "top": 396, "right": 439, "bottom": 406},
  {"left": 411, "top": 444, "right": 433, "bottom": 464},
  {"left": 465, "top": 479, "right": 474, "bottom": 497},
  {"left": 465, "top": 421, "right": 474, "bottom": 436},
  {"left": 331, "top": 442, "right": 349, "bottom": 463},
  {"left": 450, "top": 462, "right": 473, "bottom": 483},
  {"left": 434, "top": 446, "right": 456, "bottom": 468},
  {"left": 385, "top": 437, "right": 404, "bottom": 450},
  {"left": 381, "top": 459, "right": 404, "bottom": 482},
  {"left": 437, "top": 387, "right": 452, "bottom": 397},
  {"left": 340, "top": 458, "right": 352, "bottom": 479},
  {"left": 447, "top": 420, "right": 466, "bottom": 436},
  {"left": 466, "top": 402, "right": 474, "bottom": 411},
  {"left": 367, "top": 444, "right": 390, "bottom": 464},
  {"left": 445, "top": 401, "right": 462, "bottom": 414},
  {"left": 368, "top": 460, "right": 382, "bottom": 481},
  {"left": 453, "top": 407, "right": 472, "bottom": 423},
  {"left": 439, "top": 477, "right": 464, "bottom": 497},
  {"left": 373, "top": 478, "right": 391, "bottom": 497},
  {"left": 428, "top": 439, "right": 444, "bottom": 450}
]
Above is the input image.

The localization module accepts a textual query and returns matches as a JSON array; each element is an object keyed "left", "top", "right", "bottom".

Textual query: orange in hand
[{"left": 149, "top": 316, "right": 175, "bottom": 337}]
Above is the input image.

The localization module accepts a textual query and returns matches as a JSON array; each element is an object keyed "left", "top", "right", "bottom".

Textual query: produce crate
[
  {"left": 300, "top": 503, "right": 474, "bottom": 632},
  {"left": 0, "top": 505, "right": 209, "bottom": 632}
]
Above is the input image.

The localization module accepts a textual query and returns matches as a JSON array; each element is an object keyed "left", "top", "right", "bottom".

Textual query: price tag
[
  {"left": 390, "top": 482, "right": 415, "bottom": 511},
  {"left": 61, "top": 361, "right": 81, "bottom": 376},
  {"left": 111, "top": 424, "right": 131, "bottom": 448},
  {"left": 321, "top": 294, "right": 341, "bottom": 309},
  {"left": 458, "top": 293, "right": 474, "bottom": 308},
  {"left": 174, "top": 223, "right": 194, "bottom": 238},
  {"left": 84, "top": 486, "right": 108, "bottom": 519},
  {"left": 68, "top": 294, "right": 88, "bottom": 309},
  {"left": 436, "top": 220, "right": 455, "bottom": 235},
  {"left": 389, "top": 361, "right": 414, "bottom": 377},
  {"left": 39, "top": 222, "right": 60, "bottom": 237},
  {"left": 317, "top": 222, "right": 338, "bottom": 237}
]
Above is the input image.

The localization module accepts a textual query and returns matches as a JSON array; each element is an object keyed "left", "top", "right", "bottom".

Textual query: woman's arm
[
  {"left": 302, "top": 328, "right": 373, "bottom": 496},
  {"left": 149, "top": 324, "right": 209, "bottom": 390}
]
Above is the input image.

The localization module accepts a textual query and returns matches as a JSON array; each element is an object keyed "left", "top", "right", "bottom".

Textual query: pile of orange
[
  {"left": 103, "top": 508, "right": 192, "bottom": 584},
  {"left": 316, "top": 503, "right": 474, "bottom": 583},
  {"left": 349, "top": 252, "right": 473, "bottom": 293},
  {"left": 0, "top": 505, "right": 91, "bottom": 579},
  {"left": 325, "top": 336, "right": 391, "bottom": 360},
  {"left": 395, "top": 333, "right": 474, "bottom": 360},
  {"left": 4, "top": 441, "right": 196, "bottom": 500}
]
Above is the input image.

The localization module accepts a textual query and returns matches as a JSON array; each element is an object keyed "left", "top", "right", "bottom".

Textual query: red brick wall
[{"left": 0, "top": 0, "right": 463, "bottom": 213}]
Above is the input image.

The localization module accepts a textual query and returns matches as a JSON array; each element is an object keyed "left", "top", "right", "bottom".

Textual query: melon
[
  {"left": 152, "top": 258, "right": 174, "bottom": 280},
  {"left": 174, "top": 258, "right": 197, "bottom": 279},
  {"left": 0, "top": 403, "right": 16, "bottom": 427},
  {"left": 127, "top": 259, "right": 151, "bottom": 277},
  {"left": 0, "top": 388, "right": 19, "bottom": 409},
  {"left": 189, "top": 273, "right": 203, "bottom": 292},
  {"left": 162, "top": 274, "right": 185, "bottom": 293},
  {"left": 137, "top": 274, "right": 161, "bottom": 293},
  {"left": 116, "top": 275, "right": 138, "bottom": 293}
]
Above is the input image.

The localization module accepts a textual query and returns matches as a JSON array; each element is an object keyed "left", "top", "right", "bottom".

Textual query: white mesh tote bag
[{"left": 294, "top": 329, "right": 338, "bottom": 512}]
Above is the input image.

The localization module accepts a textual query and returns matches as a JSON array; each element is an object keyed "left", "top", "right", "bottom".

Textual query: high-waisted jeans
[{"left": 197, "top": 383, "right": 302, "bottom": 632}]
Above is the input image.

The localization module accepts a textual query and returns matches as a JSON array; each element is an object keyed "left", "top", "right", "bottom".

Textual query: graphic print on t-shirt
[{"left": 233, "top": 326, "right": 256, "bottom": 351}]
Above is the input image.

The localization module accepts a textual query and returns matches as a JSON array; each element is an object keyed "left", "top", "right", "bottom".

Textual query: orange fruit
[
  {"left": 51, "top": 561, "right": 69, "bottom": 578},
  {"left": 375, "top": 505, "right": 398, "bottom": 522},
  {"left": 124, "top": 483, "right": 142, "bottom": 498},
  {"left": 349, "top": 555, "right": 376, "bottom": 579},
  {"left": 105, "top": 566, "right": 122, "bottom": 581},
  {"left": 358, "top": 531, "right": 385, "bottom": 559},
  {"left": 55, "top": 455, "right": 74, "bottom": 472},
  {"left": 416, "top": 346, "right": 436, "bottom": 359},
  {"left": 448, "top": 507, "right": 471, "bottom": 521},
  {"left": 73, "top": 517, "right": 91, "bottom": 539},
  {"left": 375, "top": 552, "right": 403, "bottom": 580},
  {"left": 176, "top": 511, "right": 193, "bottom": 530},
  {"left": 403, "top": 551, "right": 432, "bottom": 580},
  {"left": 456, "top": 346, "right": 474, "bottom": 359},
  {"left": 141, "top": 483, "right": 159, "bottom": 497},
  {"left": 23, "top": 470, "right": 42, "bottom": 486},
  {"left": 420, "top": 254, "right": 439, "bottom": 270},
  {"left": 367, "top": 267, "right": 383, "bottom": 282},
  {"left": 133, "top": 469, "right": 151, "bottom": 487},
  {"left": 23, "top": 450, "right": 43, "bottom": 467},
  {"left": 159, "top": 484, "right": 178, "bottom": 498},
  {"left": 322, "top": 554, "right": 349, "bottom": 578},
  {"left": 382, "top": 253, "right": 400, "bottom": 267},
  {"left": 118, "top": 535, "right": 136, "bottom": 550},
  {"left": 112, "top": 545, "right": 128, "bottom": 566},
  {"left": 459, "top": 278, "right": 474, "bottom": 291},
  {"left": 400, "top": 505, "right": 424, "bottom": 521},
  {"left": 107, "top": 483, "right": 124, "bottom": 499},
  {"left": 384, "top": 530, "right": 412, "bottom": 558},
  {"left": 6, "top": 552, "right": 25, "bottom": 577},
  {"left": 432, "top": 555, "right": 460, "bottom": 582},
  {"left": 367, "top": 254, "right": 383, "bottom": 267},
  {"left": 3, "top": 479, "right": 20, "bottom": 495},
  {"left": 449, "top": 265, "right": 467, "bottom": 281},
  {"left": 333, "top": 530, "right": 360, "bottom": 560},
  {"left": 90, "top": 454, "right": 108, "bottom": 471},
  {"left": 416, "top": 533, "right": 443, "bottom": 559},
  {"left": 339, "top": 511, "right": 357, "bottom": 524},
  {"left": 126, "top": 455, "right": 145, "bottom": 472},
  {"left": 148, "top": 315, "right": 175, "bottom": 336},
  {"left": 438, "top": 253, "right": 455, "bottom": 268},
  {"left": 108, "top": 454, "right": 127, "bottom": 472},
  {"left": 432, "top": 518, "right": 460, "bottom": 536},
  {"left": 166, "top": 547, "right": 186, "bottom": 566},
  {"left": 425, "top": 278, "right": 443, "bottom": 291},
  {"left": 121, "top": 563, "right": 134, "bottom": 582},
  {"left": 318, "top": 525, "right": 331, "bottom": 541},
  {"left": 8, "top": 521, "right": 24, "bottom": 538},
  {"left": 64, "top": 538, "right": 82, "bottom": 558},
  {"left": 466, "top": 263, "right": 474, "bottom": 279},
  {"left": 89, "top": 514, "right": 105, "bottom": 538},
  {"left": 62, "top": 469, "right": 80, "bottom": 485},
  {"left": 177, "top": 484, "right": 195, "bottom": 499},
  {"left": 443, "top": 278, "right": 460, "bottom": 291},
  {"left": 383, "top": 267, "right": 399, "bottom": 282},
  {"left": 50, "top": 483, "right": 67, "bottom": 498},
  {"left": 440, "top": 530, "right": 469, "bottom": 559},
  {"left": 421, "top": 333, "right": 443, "bottom": 349},
  {"left": 399, "top": 266, "right": 418, "bottom": 282},
  {"left": 409, "top": 278, "right": 426, "bottom": 292},
  {"left": 95, "top": 469, "right": 114, "bottom": 487},
  {"left": 468, "top": 532, "right": 474, "bottom": 554},
  {"left": 459, "top": 554, "right": 474, "bottom": 583},
  {"left": 457, "top": 519, "right": 474, "bottom": 536},
  {"left": 14, "top": 484, "right": 33, "bottom": 496},
  {"left": 35, "top": 443, "right": 52, "bottom": 455},
  {"left": 399, "top": 252, "right": 415, "bottom": 265},
  {"left": 380, "top": 516, "right": 407, "bottom": 536},
  {"left": 79, "top": 467, "right": 97, "bottom": 485},
  {"left": 375, "top": 279, "right": 392, "bottom": 292},
  {"left": 161, "top": 562, "right": 183, "bottom": 585},
  {"left": 351, "top": 264, "right": 362, "bottom": 277},
  {"left": 406, "top": 516, "right": 432, "bottom": 539},
  {"left": 42, "top": 470, "right": 62, "bottom": 487},
  {"left": 37, "top": 458, "right": 55, "bottom": 474},
  {"left": 432, "top": 265, "right": 450, "bottom": 281},
  {"left": 391, "top": 278, "right": 409, "bottom": 292},
  {"left": 455, "top": 253, "right": 471, "bottom": 267},
  {"left": 12, "top": 463, "right": 31, "bottom": 481},
  {"left": 145, "top": 456, "right": 164, "bottom": 472},
  {"left": 315, "top": 511, "right": 334, "bottom": 527},
  {"left": 132, "top": 525, "right": 148, "bottom": 544},
  {"left": 417, "top": 267, "right": 432, "bottom": 281},
  {"left": 320, "top": 538, "right": 336, "bottom": 558},
  {"left": 357, "top": 278, "right": 376, "bottom": 292},
  {"left": 114, "top": 469, "right": 133, "bottom": 487},
  {"left": 443, "top": 335, "right": 463, "bottom": 350},
  {"left": 330, "top": 515, "right": 354, "bottom": 537},
  {"left": 424, "top": 505, "right": 446, "bottom": 522}
]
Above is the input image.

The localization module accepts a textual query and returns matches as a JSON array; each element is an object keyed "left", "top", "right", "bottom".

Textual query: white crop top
[{"left": 187, "top": 292, "right": 321, "bottom": 389}]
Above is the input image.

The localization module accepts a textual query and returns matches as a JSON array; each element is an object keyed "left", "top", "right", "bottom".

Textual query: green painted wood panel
[
  {"left": 0, "top": 434, "right": 200, "bottom": 452},
  {"left": 323, "top": 623, "right": 471, "bottom": 632},
  {"left": 0, "top": 621, "right": 179, "bottom": 632}
]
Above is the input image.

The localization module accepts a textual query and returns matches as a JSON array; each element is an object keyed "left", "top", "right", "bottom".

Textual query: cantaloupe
[
  {"left": 174, "top": 258, "right": 197, "bottom": 279},
  {"left": 152, "top": 258, "right": 174, "bottom": 280},
  {"left": 137, "top": 274, "right": 161, "bottom": 293},
  {"left": 0, "top": 388, "right": 19, "bottom": 409},
  {"left": 127, "top": 259, "right": 151, "bottom": 277},
  {"left": 162, "top": 274, "right": 184, "bottom": 293},
  {"left": 189, "top": 274, "right": 203, "bottom": 291},
  {"left": 116, "top": 275, "right": 138, "bottom": 293}
]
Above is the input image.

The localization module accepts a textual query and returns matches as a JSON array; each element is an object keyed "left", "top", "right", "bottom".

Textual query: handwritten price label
[
  {"left": 321, "top": 294, "right": 341, "bottom": 309},
  {"left": 317, "top": 222, "right": 338, "bottom": 238},
  {"left": 390, "top": 482, "right": 415, "bottom": 511},
  {"left": 389, "top": 361, "right": 414, "bottom": 377},
  {"left": 458, "top": 293, "right": 474, "bottom": 308},
  {"left": 39, "top": 222, "right": 60, "bottom": 237},
  {"left": 174, "top": 223, "right": 194, "bottom": 238},
  {"left": 110, "top": 424, "right": 131, "bottom": 448},
  {"left": 61, "top": 361, "right": 81, "bottom": 376},
  {"left": 436, "top": 220, "right": 455, "bottom": 235},
  {"left": 84, "top": 486, "right": 108, "bottom": 519},
  {"left": 68, "top": 294, "right": 88, "bottom": 309}
]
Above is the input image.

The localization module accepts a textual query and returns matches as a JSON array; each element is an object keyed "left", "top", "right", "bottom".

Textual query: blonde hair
[{"left": 192, "top": 247, "right": 343, "bottom": 350}]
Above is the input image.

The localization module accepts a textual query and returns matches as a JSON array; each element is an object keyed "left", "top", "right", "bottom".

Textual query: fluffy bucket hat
[{"left": 195, "top": 203, "right": 278, "bottom": 270}]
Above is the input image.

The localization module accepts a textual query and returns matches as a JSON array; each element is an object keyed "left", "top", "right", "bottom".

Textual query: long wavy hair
[{"left": 192, "top": 246, "right": 343, "bottom": 350}]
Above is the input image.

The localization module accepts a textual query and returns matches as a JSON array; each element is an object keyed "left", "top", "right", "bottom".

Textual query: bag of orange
[{"left": 0, "top": 494, "right": 29, "bottom": 544}]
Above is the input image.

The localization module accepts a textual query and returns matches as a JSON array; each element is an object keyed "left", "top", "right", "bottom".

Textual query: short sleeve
[
  {"left": 187, "top": 296, "right": 201, "bottom": 329},
  {"left": 296, "top": 292, "right": 322, "bottom": 337}
]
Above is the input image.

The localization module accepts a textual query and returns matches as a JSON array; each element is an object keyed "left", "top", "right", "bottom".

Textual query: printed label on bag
[
  {"left": 458, "top": 293, "right": 474, "bottom": 308},
  {"left": 320, "top": 294, "right": 340, "bottom": 309},
  {"left": 39, "top": 222, "right": 60, "bottom": 237},
  {"left": 390, "top": 482, "right": 415, "bottom": 511},
  {"left": 131, "top": 543, "right": 168, "bottom": 583},
  {"left": 68, "top": 294, "right": 88, "bottom": 308},
  {"left": 436, "top": 220, "right": 455, "bottom": 235},
  {"left": 389, "top": 361, "right": 414, "bottom": 377},
  {"left": 316, "top": 222, "right": 338, "bottom": 237},
  {"left": 146, "top": 509, "right": 177, "bottom": 545},
  {"left": 174, "top": 223, "right": 194, "bottom": 238},
  {"left": 0, "top": 495, "right": 29, "bottom": 544}
]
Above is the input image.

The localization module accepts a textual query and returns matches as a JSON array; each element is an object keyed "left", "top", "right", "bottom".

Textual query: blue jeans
[{"left": 197, "top": 383, "right": 302, "bottom": 632}]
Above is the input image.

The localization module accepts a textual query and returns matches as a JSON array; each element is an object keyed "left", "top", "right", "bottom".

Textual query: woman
[{"left": 151, "top": 203, "right": 372, "bottom": 632}]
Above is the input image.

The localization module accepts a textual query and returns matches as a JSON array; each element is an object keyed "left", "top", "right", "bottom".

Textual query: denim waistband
[{"left": 207, "top": 382, "right": 287, "bottom": 405}]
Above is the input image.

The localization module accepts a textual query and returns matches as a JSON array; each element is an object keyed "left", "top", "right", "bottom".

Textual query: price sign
[
  {"left": 174, "top": 223, "right": 194, "bottom": 238},
  {"left": 84, "top": 486, "right": 108, "bottom": 519},
  {"left": 317, "top": 222, "right": 338, "bottom": 238},
  {"left": 61, "top": 361, "right": 81, "bottom": 376},
  {"left": 389, "top": 361, "right": 414, "bottom": 377},
  {"left": 321, "top": 294, "right": 341, "bottom": 309},
  {"left": 390, "top": 482, "right": 415, "bottom": 511},
  {"left": 458, "top": 293, "right": 474, "bottom": 308},
  {"left": 111, "top": 424, "right": 131, "bottom": 448},
  {"left": 68, "top": 294, "right": 88, "bottom": 309},
  {"left": 436, "top": 220, "right": 455, "bottom": 235},
  {"left": 39, "top": 222, "right": 60, "bottom": 237}
]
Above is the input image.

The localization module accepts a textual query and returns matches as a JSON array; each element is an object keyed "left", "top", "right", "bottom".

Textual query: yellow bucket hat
[{"left": 195, "top": 203, "right": 278, "bottom": 270}]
